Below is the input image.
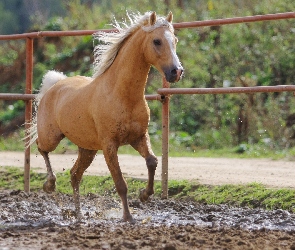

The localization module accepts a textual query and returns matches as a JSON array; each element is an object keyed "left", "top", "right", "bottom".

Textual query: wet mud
[{"left": 1, "top": 190, "right": 295, "bottom": 249}]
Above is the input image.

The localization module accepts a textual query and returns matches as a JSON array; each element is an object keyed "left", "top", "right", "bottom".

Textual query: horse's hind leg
[
  {"left": 38, "top": 148, "right": 56, "bottom": 193},
  {"left": 37, "top": 130, "right": 64, "bottom": 193},
  {"left": 131, "top": 133, "right": 158, "bottom": 202},
  {"left": 70, "top": 147, "right": 97, "bottom": 219}
]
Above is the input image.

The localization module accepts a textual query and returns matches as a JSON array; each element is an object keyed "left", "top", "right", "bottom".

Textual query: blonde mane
[{"left": 93, "top": 12, "right": 174, "bottom": 78}]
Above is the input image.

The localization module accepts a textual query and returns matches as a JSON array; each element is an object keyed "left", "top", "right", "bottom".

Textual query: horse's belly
[
  {"left": 63, "top": 121, "right": 145, "bottom": 149},
  {"left": 57, "top": 112, "right": 102, "bottom": 150},
  {"left": 57, "top": 94, "right": 149, "bottom": 150},
  {"left": 64, "top": 129, "right": 102, "bottom": 150}
]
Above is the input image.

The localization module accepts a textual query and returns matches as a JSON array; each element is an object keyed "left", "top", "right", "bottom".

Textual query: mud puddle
[
  {"left": 0, "top": 190, "right": 295, "bottom": 231},
  {"left": 1, "top": 190, "right": 295, "bottom": 249}
]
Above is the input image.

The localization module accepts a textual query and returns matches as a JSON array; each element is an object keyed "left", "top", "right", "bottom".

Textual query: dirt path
[{"left": 1, "top": 151, "right": 295, "bottom": 188}]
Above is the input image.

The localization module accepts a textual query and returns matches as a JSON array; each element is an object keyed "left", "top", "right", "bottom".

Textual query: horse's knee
[
  {"left": 70, "top": 148, "right": 96, "bottom": 188},
  {"left": 146, "top": 155, "right": 158, "bottom": 171},
  {"left": 70, "top": 170, "right": 82, "bottom": 189},
  {"left": 115, "top": 179, "right": 128, "bottom": 197}
]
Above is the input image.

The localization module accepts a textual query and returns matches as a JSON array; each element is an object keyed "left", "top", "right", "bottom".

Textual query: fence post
[
  {"left": 161, "top": 77, "right": 170, "bottom": 199},
  {"left": 24, "top": 37, "right": 33, "bottom": 193}
]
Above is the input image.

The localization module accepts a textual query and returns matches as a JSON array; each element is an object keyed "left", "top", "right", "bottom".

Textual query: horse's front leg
[
  {"left": 131, "top": 132, "right": 158, "bottom": 202},
  {"left": 103, "top": 142, "right": 134, "bottom": 223},
  {"left": 70, "top": 147, "right": 97, "bottom": 219}
]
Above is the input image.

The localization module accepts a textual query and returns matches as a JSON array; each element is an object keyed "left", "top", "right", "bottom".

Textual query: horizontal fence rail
[
  {"left": 0, "top": 12, "right": 295, "bottom": 196},
  {"left": 0, "top": 94, "right": 162, "bottom": 101},
  {"left": 173, "top": 12, "right": 295, "bottom": 29},
  {"left": 0, "top": 93, "right": 36, "bottom": 101},
  {"left": 0, "top": 12, "right": 294, "bottom": 41},
  {"left": 157, "top": 85, "right": 295, "bottom": 95}
]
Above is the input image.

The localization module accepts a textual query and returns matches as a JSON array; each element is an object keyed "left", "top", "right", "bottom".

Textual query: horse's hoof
[
  {"left": 139, "top": 189, "right": 149, "bottom": 202},
  {"left": 75, "top": 212, "right": 84, "bottom": 222},
  {"left": 43, "top": 180, "right": 56, "bottom": 193},
  {"left": 123, "top": 214, "right": 136, "bottom": 224}
]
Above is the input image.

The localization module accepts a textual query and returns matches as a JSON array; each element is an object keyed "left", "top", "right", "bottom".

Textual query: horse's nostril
[
  {"left": 164, "top": 67, "right": 183, "bottom": 82},
  {"left": 171, "top": 69, "right": 177, "bottom": 75}
]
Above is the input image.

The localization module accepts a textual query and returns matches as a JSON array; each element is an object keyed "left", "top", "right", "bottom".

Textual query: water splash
[{"left": 1, "top": 190, "right": 295, "bottom": 232}]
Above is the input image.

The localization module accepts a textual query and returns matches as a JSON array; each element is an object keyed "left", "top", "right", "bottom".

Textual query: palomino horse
[{"left": 28, "top": 11, "right": 183, "bottom": 222}]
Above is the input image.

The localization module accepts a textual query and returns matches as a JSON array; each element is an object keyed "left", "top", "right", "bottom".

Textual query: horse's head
[{"left": 143, "top": 12, "right": 183, "bottom": 83}]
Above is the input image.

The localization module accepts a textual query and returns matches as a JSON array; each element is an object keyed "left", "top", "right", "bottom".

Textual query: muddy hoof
[
  {"left": 122, "top": 214, "right": 136, "bottom": 224},
  {"left": 43, "top": 180, "right": 56, "bottom": 193},
  {"left": 139, "top": 189, "right": 149, "bottom": 202},
  {"left": 75, "top": 211, "right": 84, "bottom": 222}
]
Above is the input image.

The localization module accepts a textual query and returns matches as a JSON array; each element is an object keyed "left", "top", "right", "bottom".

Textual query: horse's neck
[{"left": 99, "top": 30, "right": 150, "bottom": 103}]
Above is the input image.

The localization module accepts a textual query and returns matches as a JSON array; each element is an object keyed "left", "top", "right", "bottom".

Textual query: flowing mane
[{"left": 93, "top": 12, "right": 174, "bottom": 78}]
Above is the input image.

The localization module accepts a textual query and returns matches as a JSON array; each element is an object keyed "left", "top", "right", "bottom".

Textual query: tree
[{"left": 1, "top": 0, "right": 295, "bottom": 150}]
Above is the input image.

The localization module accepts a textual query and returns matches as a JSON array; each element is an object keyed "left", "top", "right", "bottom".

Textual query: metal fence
[{"left": 1, "top": 12, "right": 295, "bottom": 197}]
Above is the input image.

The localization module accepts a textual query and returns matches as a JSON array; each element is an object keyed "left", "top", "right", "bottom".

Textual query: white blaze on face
[{"left": 164, "top": 30, "right": 181, "bottom": 67}]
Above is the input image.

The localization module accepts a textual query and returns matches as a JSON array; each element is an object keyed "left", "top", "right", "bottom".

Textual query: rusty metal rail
[
  {"left": 1, "top": 12, "right": 294, "bottom": 40},
  {"left": 1, "top": 11, "right": 295, "bottom": 196},
  {"left": 0, "top": 93, "right": 35, "bottom": 101},
  {"left": 173, "top": 12, "right": 295, "bottom": 29},
  {"left": 0, "top": 29, "right": 110, "bottom": 40},
  {"left": 157, "top": 85, "right": 295, "bottom": 95},
  {"left": 0, "top": 93, "right": 161, "bottom": 101}
]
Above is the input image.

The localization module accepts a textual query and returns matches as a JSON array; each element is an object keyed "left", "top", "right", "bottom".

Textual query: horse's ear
[
  {"left": 166, "top": 11, "right": 173, "bottom": 23},
  {"left": 149, "top": 12, "right": 157, "bottom": 25}
]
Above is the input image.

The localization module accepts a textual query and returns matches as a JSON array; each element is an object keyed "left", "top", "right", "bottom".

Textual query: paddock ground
[
  {"left": 1, "top": 190, "right": 295, "bottom": 249},
  {"left": 1, "top": 152, "right": 295, "bottom": 249}
]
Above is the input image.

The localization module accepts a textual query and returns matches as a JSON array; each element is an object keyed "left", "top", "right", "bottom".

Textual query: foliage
[
  {"left": 0, "top": 0, "right": 65, "bottom": 34},
  {"left": 0, "top": 101, "right": 24, "bottom": 124},
  {"left": 167, "top": 0, "right": 295, "bottom": 150},
  {"left": 1, "top": 166, "right": 295, "bottom": 212},
  {"left": 1, "top": 0, "right": 295, "bottom": 154}
]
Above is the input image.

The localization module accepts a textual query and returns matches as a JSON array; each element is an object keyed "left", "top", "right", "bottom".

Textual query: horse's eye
[{"left": 153, "top": 39, "right": 161, "bottom": 46}]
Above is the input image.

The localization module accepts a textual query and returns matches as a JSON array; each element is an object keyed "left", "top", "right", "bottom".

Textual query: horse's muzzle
[{"left": 164, "top": 66, "right": 184, "bottom": 83}]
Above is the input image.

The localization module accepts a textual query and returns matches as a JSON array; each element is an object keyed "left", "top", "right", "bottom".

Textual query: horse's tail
[{"left": 24, "top": 71, "right": 67, "bottom": 148}]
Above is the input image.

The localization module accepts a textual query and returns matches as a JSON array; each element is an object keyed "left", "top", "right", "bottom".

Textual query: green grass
[
  {"left": 0, "top": 166, "right": 47, "bottom": 191},
  {"left": 1, "top": 166, "right": 295, "bottom": 213}
]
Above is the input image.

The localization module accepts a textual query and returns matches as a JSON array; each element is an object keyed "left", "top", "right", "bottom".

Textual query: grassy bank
[{"left": 1, "top": 166, "right": 294, "bottom": 213}]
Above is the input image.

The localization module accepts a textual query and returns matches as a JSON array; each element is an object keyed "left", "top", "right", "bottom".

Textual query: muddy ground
[
  {"left": 2, "top": 152, "right": 295, "bottom": 249},
  {"left": 1, "top": 190, "right": 295, "bottom": 249}
]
